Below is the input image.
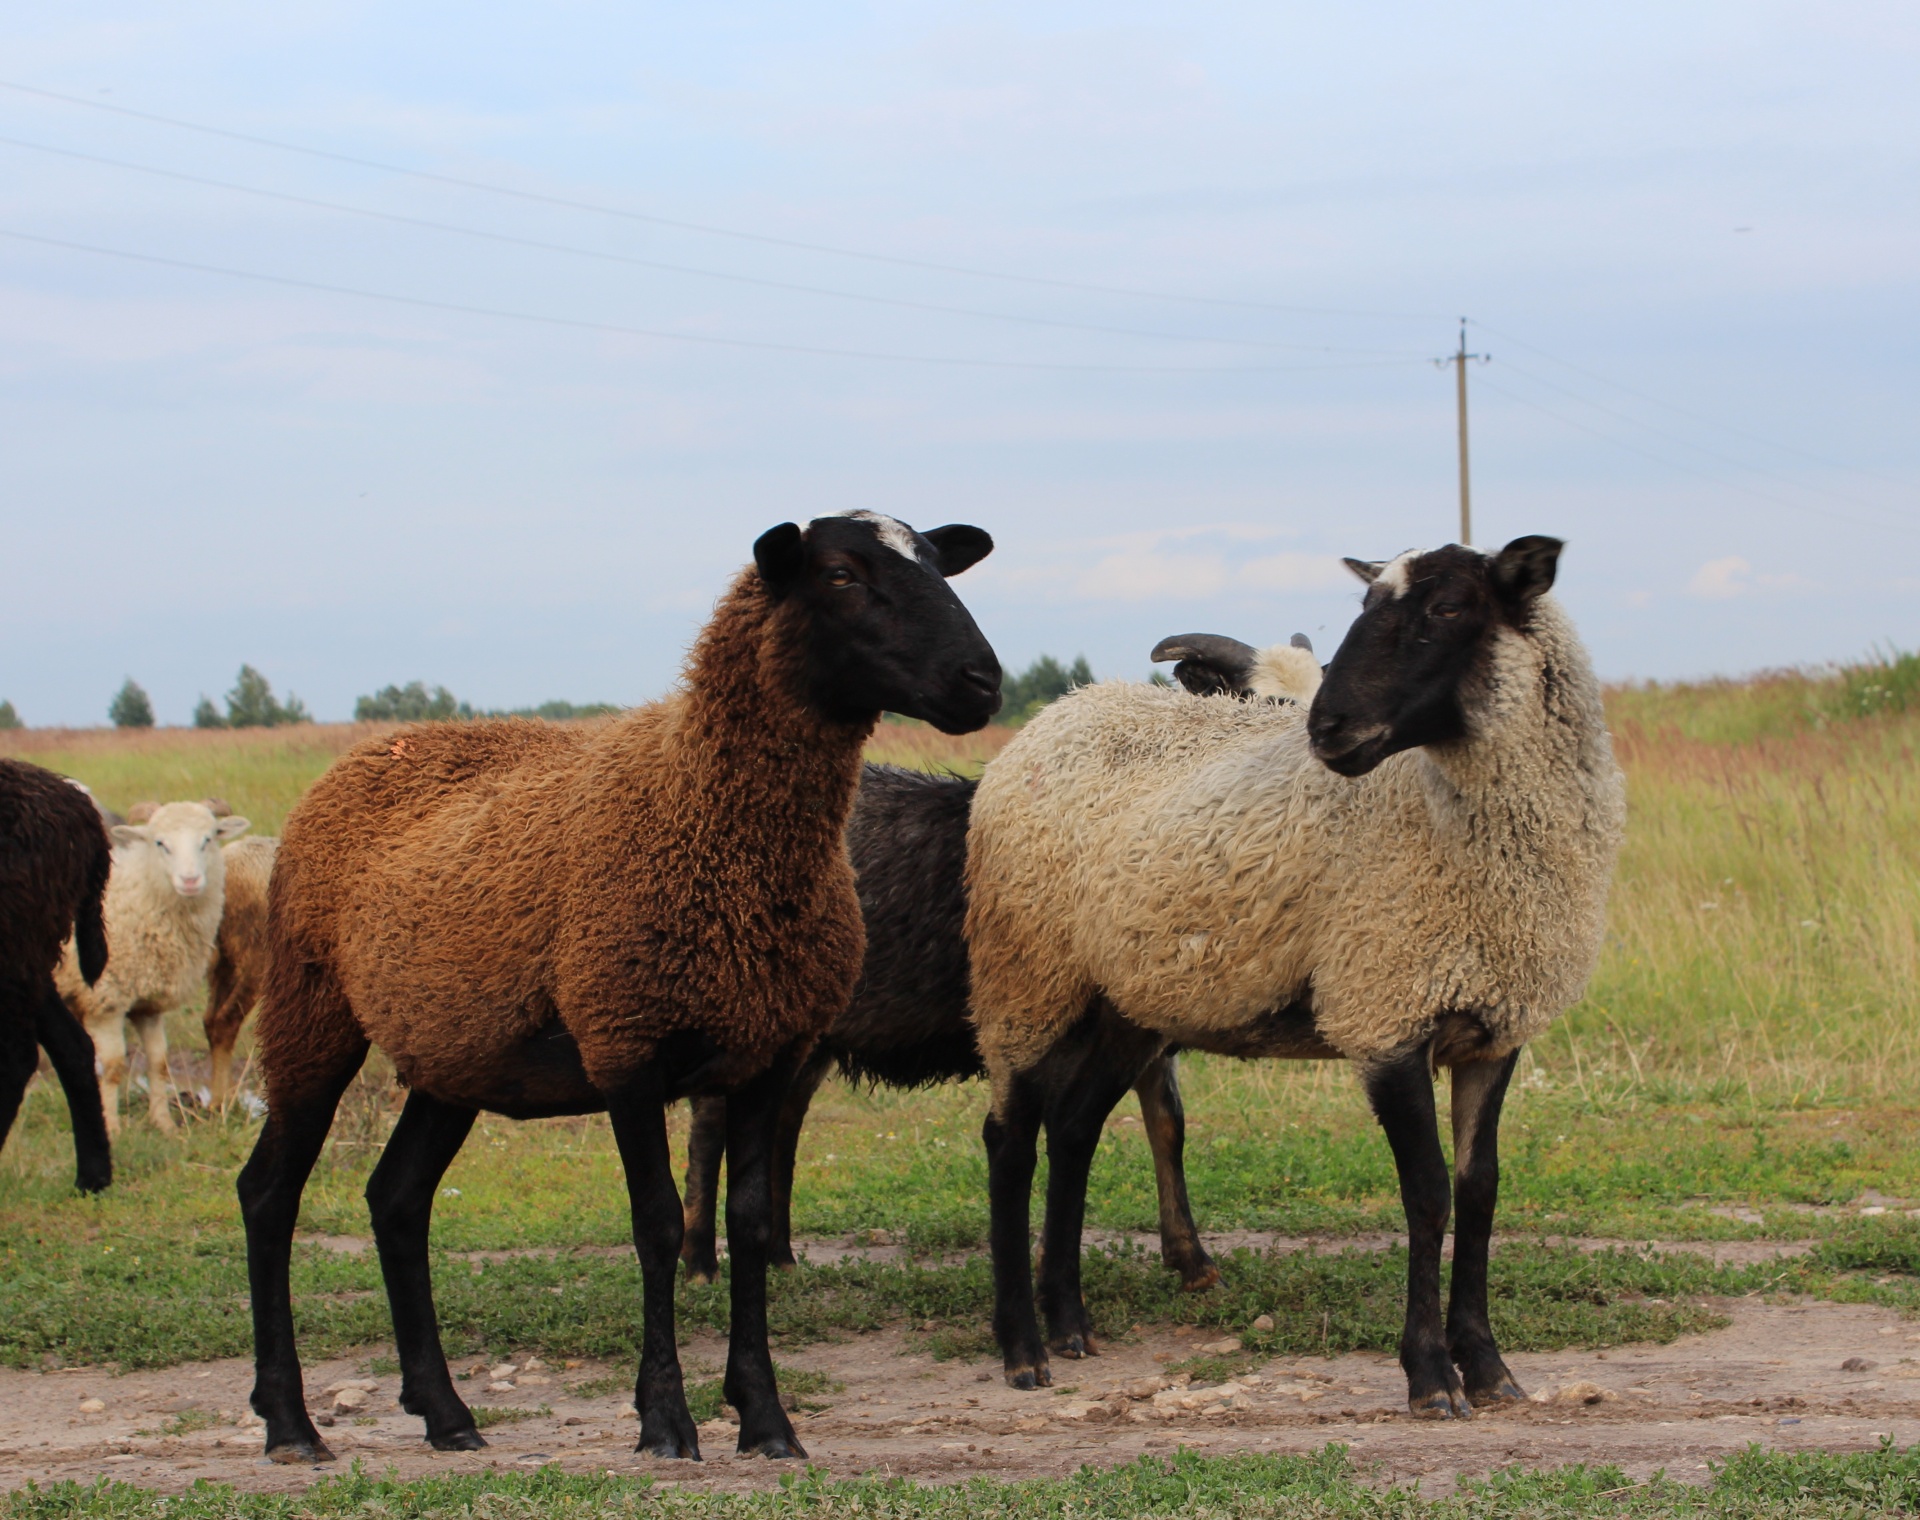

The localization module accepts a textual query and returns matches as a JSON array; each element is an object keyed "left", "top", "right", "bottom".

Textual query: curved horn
[
  {"left": 1150, "top": 633, "right": 1260, "bottom": 698},
  {"left": 1289, "top": 633, "right": 1314, "bottom": 654}
]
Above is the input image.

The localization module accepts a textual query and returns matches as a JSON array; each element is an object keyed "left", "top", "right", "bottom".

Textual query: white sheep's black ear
[
  {"left": 922, "top": 524, "right": 994, "bottom": 577},
  {"left": 753, "top": 522, "right": 807, "bottom": 597},
  {"left": 1343, "top": 557, "right": 1386, "bottom": 585},
  {"left": 1490, "top": 535, "right": 1563, "bottom": 606}
]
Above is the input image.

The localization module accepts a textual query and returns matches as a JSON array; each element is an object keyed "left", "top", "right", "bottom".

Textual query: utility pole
[{"left": 1436, "top": 319, "right": 1487, "bottom": 545}]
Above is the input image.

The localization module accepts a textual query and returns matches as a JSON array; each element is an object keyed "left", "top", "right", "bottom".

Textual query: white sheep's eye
[{"left": 156, "top": 840, "right": 169, "bottom": 851}]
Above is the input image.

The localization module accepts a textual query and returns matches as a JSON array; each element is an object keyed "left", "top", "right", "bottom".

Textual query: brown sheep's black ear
[
  {"left": 753, "top": 522, "right": 806, "bottom": 597},
  {"left": 1490, "top": 535, "right": 1563, "bottom": 608},
  {"left": 922, "top": 525, "right": 993, "bottom": 577}
]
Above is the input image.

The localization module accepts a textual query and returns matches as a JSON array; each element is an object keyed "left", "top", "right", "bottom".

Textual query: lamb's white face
[{"left": 112, "top": 803, "right": 250, "bottom": 899}]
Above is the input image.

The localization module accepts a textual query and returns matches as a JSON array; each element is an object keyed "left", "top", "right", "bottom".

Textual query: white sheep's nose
[{"left": 175, "top": 875, "right": 205, "bottom": 897}]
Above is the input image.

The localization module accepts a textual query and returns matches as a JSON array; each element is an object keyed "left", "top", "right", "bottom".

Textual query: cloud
[{"left": 1687, "top": 557, "right": 1810, "bottom": 600}]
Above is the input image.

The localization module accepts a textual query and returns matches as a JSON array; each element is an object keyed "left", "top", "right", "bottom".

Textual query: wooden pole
[{"left": 1454, "top": 319, "right": 1472, "bottom": 546}]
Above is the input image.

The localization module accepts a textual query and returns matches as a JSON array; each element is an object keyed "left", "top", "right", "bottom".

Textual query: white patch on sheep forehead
[
  {"left": 838, "top": 510, "right": 924, "bottom": 563},
  {"left": 1376, "top": 552, "right": 1424, "bottom": 597}
]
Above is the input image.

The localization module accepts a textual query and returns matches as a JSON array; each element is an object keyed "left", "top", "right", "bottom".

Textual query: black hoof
[
  {"left": 682, "top": 1263, "right": 720, "bottom": 1286},
  {"left": 74, "top": 1170, "right": 111, "bottom": 1196},
  {"left": 1049, "top": 1333, "right": 1098, "bottom": 1359},
  {"left": 1467, "top": 1377, "right": 1525, "bottom": 1408},
  {"left": 429, "top": 1426, "right": 487, "bottom": 1451},
  {"left": 1408, "top": 1387, "right": 1473, "bottom": 1420},
  {"left": 266, "top": 1436, "right": 335, "bottom": 1464},
  {"left": 637, "top": 1412, "right": 702, "bottom": 1461},
  {"left": 1004, "top": 1363, "right": 1052, "bottom": 1390},
  {"left": 740, "top": 1432, "right": 807, "bottom": 1459},
  {"left": 1177, "top": 1261, "right": 1221, "bottom": 1293}
]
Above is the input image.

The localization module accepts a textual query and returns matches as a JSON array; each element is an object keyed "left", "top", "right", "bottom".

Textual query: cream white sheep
[
  {"left": 56, "top": 801, "right": 250, "bottom": 1134},
  {"left": 965, "top": 536, "right": 1625, "bottom": 1419}
]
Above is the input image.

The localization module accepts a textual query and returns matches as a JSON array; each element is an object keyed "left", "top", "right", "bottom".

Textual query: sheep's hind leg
[
  {"left": 366, "top": 1091, "right": 482, "bottom": 1449},
  {"left": 607, "top": 1069, "right": 701, "bottom": 1460},
  {"left": 0, "top": 980, "right": 40, "bottom": 1160},
  {"left": 769, "top": 1045, "right": 833, "bottom": 1270},
  {"left": 680, "top": 1096, "right": 727, "bottom": 1284},
  {"left": 1446, "top": 1052, "right": 1523, "bottom": 1406},
  {"left": 1135, "top": 1051, "right": 1218, "bottom": 1291},
  {"left": 239, "top": 1040, "right": 369, "bottom": 1462},
  {"left": 35, "top": 979, "right": 112, "bottom": 1193},
  {"left": 1364, "top": 1042, "right": 1470, "bottom": 1420},
  {"left": 721, "top": 1052, "right": 808, "bottom": 1458},
  {"left": 129, "top": 1008, "right": 178, "bottom": 1133},
  {"left": 985, "top": 1072, "right": 1049, "bottom": 1388}
]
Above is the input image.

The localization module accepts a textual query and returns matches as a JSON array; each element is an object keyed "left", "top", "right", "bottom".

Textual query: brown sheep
[
  {"left": 205, "top": 834, "right": 277, "bottom": 1109},
  {"left": 238, "top": 513, "right": 1000, "bottom": 1466}
]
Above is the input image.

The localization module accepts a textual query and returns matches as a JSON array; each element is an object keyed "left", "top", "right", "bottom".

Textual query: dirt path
[{"left": 4, "top": 1292, "right": 1919, "bottom": 1496}]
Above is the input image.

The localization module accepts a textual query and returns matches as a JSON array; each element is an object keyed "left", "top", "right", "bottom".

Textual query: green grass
[
  {"left": 469, "top": 1404, "right": 551, "bottom": 1429},
  {"left": 11, "top": 1445, "right": 1920, "bottom": 1519}
]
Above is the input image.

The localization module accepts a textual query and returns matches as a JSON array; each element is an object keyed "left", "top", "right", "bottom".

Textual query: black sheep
[
  {"left": 0, "top": 759, "right": 113, "bottom": 1192},
  {"left": 680, "top": 763, "right": 1219, "bottom": 1293}
]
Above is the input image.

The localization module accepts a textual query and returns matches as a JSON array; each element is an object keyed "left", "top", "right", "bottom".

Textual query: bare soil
[{"left": 5, "top": 1239, "right": 1918, "bottom": 1496}]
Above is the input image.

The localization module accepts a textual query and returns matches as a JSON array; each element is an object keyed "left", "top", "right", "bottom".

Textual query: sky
[{"left": 2, "top": 2, "right": 1916, "bottom": 725}]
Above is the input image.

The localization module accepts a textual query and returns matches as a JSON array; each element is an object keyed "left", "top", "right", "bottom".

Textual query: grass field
[{"left": 6, "top": 668, "right": 1920, "bottom": 1507}]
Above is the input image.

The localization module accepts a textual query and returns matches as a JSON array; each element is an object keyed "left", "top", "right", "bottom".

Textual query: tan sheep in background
[{"left": 205, "top": 834, "right": 277, "bottom": 1109}]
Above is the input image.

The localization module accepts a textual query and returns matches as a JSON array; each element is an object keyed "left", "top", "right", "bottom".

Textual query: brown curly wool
[{"left": 256, "top": 566, "right": 869, "bottom": 1108}]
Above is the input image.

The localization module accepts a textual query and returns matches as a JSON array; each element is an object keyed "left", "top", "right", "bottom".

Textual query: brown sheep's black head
[
  {"left": 1308, "top": 536, "right": 1563, "bottom": 777},
  {"left": 753, "top": 512, "right": 1002, "bottom": 734}
]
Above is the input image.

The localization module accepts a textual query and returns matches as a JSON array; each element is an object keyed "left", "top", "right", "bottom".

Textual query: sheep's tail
[{"left": 74, "top": 827, "right": 111, "bottom": 986}]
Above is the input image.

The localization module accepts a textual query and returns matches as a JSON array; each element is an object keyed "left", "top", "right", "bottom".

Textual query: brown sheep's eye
[
  {"left": 1430, "top": 602, "right": 1461, "bottom": 619},
  {"left": 825, "top": 567, "right": 854, "bottom": 587}
]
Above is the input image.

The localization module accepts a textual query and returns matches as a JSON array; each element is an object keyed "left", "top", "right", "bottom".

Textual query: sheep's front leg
[
  {"left": 722, "top": 1053, "right": 807, "bottom": 1458},
  {"left": 34, "top": 980, "right": 111, "bottom": 1193},
  {"left": 1134, "top": 1052, "right": 1219, "bottom": 1291},
  {"left": 1447, "top": 1052, "right": 1523, "bottom": 1405},
  {"left": 366, "top": 1091, "right": 482, "bottom": 1449},
  {"left": 607, "top": 1071, "right": 701, "bottom": 1460},
  {"left": 985, "top": 1072, "right": 1049, "bottom": 1388},
  {"left": 129, "top": 1008, "right": 178, "bottom": 1133},
  {"left": 1364, "top": 1042, "right": 1470, "bottom": 1420}
]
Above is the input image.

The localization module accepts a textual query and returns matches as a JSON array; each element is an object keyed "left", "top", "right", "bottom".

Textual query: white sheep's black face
[{"left": 112, "top": 804, "right": 250, "bottom": 899}]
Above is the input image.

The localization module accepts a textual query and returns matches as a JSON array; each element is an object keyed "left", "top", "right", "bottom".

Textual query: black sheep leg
[
  {"left": 365, "top": 1091, "right": 482, "bottom": 1449},
  {"left": 985, "top": 1072, "right": 1048, "bottom": 1388},
  {"left": 606, "top": 1069, "right": 701, "bottom": 1460},
  {"left": 1134, "top": 1051, "right": 1217, "bottom": 1291},
  {"left": 34, "top": 979, "right": 111, "bottom": 1194},
  {"left": 239, "top": 1042, "right": 370, "bottom": 1462},
  {"left": 0, "top": 980, "right": 39, "bottom": 1163},
  {"left": 768, "top": 1046, "right": 834, "bottom": 1270},
  {"left": 722, "top": 1052, "right": 807, "bottom": 1458},
  {"left": 1033, "top": 1005, "right": 1166, "bottom": 1356},
  {"left": 680, "top": 1095, "right": 727, "bottom": 1284},
  {"left": 1364, "top": 1042, "right": 1470, "bottom": 1419},
  {"left": 1447, "top": 1052, "right": 1523, "bottom": 1405}
]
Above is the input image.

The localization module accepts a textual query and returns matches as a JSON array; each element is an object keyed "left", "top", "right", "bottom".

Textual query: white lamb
[{"left": 56, "top": 801, "right": 251, "bottom": 1135}]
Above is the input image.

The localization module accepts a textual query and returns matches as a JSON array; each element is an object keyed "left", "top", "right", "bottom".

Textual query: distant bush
[
  {"left": 0, "top": 700, "right": 19, "bottom": 731},
  {"left": 998, "top": 654, "right": 1094, "bottom": 725},
  {"left": 490, "top": 700, "right": 621, "bottom": 721},
  {"left": 356, "top": 682, "right": 473, "bottom": 723},
  {"left": 108, "top": 678, "right": 155, "bottom": 729},
  {"left": 195, "top": 665, "right": 310, "bottom": 729},
  {"left": 1828, "top": 648, "right": 1920, "bottom": 721}
]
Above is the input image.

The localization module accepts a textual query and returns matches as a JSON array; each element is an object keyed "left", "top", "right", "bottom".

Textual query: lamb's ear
[
  {"left": 922, "top": 524, "right": 994, "bottom": 577},
  {"left": 1343, "top": 558, "right": 1386, "bottom": 585},
  {"left": 752, "top": 522, "right": 807, "bottom": 598},
  {"left": 1490, "top": 535, "right": 1563, "bottom": 607},
  {"left": 110, "top": 824, "right": 150, "bottom": 847},
  {"left": 215, "top": 816, "right": 251, "bottom": 841},
  {"left": 126, "top": 801, "right": 158, "bottom": 825}
]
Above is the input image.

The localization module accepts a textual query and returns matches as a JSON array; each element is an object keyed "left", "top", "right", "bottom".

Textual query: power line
[
  {"left": 0, "top": 225, "right": 1428, "bottom": 376},
  {"left": 1474, "top": 371, "right": 1920, "bottom": 537},
  {"left": 0, "top": 78, "right": 1450, "bottom": 323},
  {"left": 0, "top": 132, "right": 1422, "bottom": 358},
  {"left": 1468, "top": 317, "right": 1917, "bottom": 494}
]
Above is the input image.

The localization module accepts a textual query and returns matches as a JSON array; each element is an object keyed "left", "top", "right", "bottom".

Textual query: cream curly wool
[
  {"left": 1246, "top": 642, "right": 1322, "bottom": 703},
  {"left": 56, "top": 801, "right": 250, "bottom": 1133},
  {"left": 965, "top": 596, "right": 1625, "bottom": 1083}
]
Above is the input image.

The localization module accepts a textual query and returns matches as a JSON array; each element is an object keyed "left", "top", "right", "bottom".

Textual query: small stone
[
  {"left": 324, "top": 1379, "right": 379, "bottom": 1395},
  {"left": 1200, "top": 1336, "right": 1242, "bottom": 1356},
  {"left": 315, "top": 1413, "right": 336, "bottom": 1427},
  {"left": 518, "top": 1374, "right": 552, "bottom": 1386},
  {"left": 563, "top": 1416, "right": 586, "bottom": 1426},
  {"left": 1251, "top": 1315, "right": 1275, "bottom": 1333},
  {"left": 1553, "top": 1380, "right": 1616, "bottom": 1406},
  {"left": 332, "top": 1388, "right": 370, "bottom": 1414},
  {"left": 975, "top": 1371, "right": 992, "bottom": 1382},
  {"left": 1842, "top": 1357, "right": 1876, "bottom": 1372},
  {"left": 1127, "top": 1377, "right": 1165, "bottom": 1400},
  {"left": 865, "top": 1229, "right": 893, "bottom": 1246},
  {"left": 489, "top": 1364, "right": 519, "bottom": 1380},
  {"left": 486, "top": 1380, "right": 516, "bottom": 1394},
  {"left": 520, "top": 1356, "right": 545, "bottom": 1371},
  {"left": 78, "top": 1399, "right": 105, "bottom": 1414}
]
